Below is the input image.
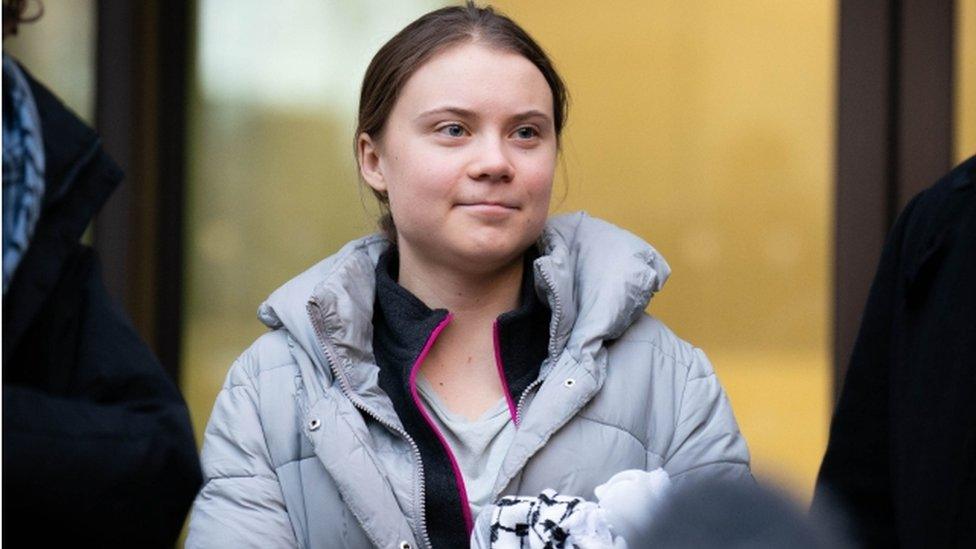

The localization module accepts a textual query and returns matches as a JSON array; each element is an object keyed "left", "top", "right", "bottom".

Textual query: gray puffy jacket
[{"left": 186, "top": 212, "right": 751, "bottom": 548}]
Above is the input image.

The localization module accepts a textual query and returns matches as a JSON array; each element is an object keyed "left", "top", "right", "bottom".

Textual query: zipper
[
  {"left": 514, "top": 262, "right": 564, "bottom": 424},
  {"left": 515, "top": 377, "right": 543, "bottom": 425},
  {"left": 536, "top": 262, "right": 564, "bottom": 360},
  {"left": 307, "top": 301, "right": 434, "bottom": 549},
  {"left": 488, "top": 259, "right": 564, "bottom": 499}
]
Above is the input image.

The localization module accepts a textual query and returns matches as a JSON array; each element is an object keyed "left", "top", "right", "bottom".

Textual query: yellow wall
[{"left": 493, "top": 0, "right": 835, "bottom": 501}]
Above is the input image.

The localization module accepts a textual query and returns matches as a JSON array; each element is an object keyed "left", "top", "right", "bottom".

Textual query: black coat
[
  {"left": 813, "top": 156, "right": 976, "bottom": 547},
  {"left": 2, "top": 64, "right": 202, "bottom": 547}
]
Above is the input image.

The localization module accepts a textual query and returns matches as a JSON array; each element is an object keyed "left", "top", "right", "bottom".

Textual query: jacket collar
[
  {"left": 372, "top": 246, "right": 551, "bottom": 407},
  {"left": 19, "top": 59, "right": 119, "bottom": 216},
  {"left": 532, "top": 213, "right": 670, "bottom": 379},
  {"left": 260, "top": 213, "right": 671, "bottom": 410},
  {"left": 372, "top": 246, "right": 449, "bottom": 388},
  {"left": 2, "top": 61, "right": 123, "bottom": 362}
]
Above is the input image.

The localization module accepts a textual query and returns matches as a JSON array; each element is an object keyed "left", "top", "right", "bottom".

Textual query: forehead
[{"left": 394, "top": 42, "right": 554, "bottom": 117}]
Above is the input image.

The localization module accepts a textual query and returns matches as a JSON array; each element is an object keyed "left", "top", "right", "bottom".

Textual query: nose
[{"left": 467, "top": 136, "right": 514, "bottom": 183}]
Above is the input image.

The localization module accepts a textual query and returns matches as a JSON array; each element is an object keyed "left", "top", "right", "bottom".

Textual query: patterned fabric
[
  {"left": 474, "top": 469, "right": 672, "bottom": 549},
  {"left": 2, "top": 54, "right": 46, "bottom": 293},
  {"left": 486, "top": 489, "right": 623, "bottom": 549}
]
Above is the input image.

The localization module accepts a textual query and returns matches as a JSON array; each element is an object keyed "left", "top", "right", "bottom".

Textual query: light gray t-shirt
[{"left": 416, "top": 374, "right": 517, "bottom": 521}]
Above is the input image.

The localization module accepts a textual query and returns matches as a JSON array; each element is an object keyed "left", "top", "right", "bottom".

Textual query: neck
[{"left": 397, "top": 246, "right": 524, "bottom": 323}]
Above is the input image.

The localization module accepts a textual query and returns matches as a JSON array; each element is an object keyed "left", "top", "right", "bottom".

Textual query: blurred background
[{"left": 5, "top": 0, "right": 974, "bottom": 511}]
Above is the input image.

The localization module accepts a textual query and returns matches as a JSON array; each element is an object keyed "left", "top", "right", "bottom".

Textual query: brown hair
[{"left": 356, "top": 1, "right": 568, "bottom": 240}]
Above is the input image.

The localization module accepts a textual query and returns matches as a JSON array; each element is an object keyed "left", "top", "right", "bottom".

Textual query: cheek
[
  {"left": 522, "top": 158, "right": 557, "bottom": 206},
  {"left": 387, "top": 150, "right": 455, "bottom": 204},
  {"left": 517, "top": 160, "right": 556, "bottom": 240}
]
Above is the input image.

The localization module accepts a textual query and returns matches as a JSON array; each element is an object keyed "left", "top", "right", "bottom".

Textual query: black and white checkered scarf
[{"left": 480, "top": 489, "right": 624, "bottom": 549}]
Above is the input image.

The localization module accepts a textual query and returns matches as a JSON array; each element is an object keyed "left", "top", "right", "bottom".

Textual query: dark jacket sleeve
[
  {"left": 2, "top": 249, "right": 203, "bottom": 547},
  {"left": 811, "top": 193, "right": 923, "bottom": 547}
]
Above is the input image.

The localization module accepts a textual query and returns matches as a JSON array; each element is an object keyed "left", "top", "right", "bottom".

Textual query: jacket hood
[{"left": 257, "top": 212, "right": 670, "bottom": 390}]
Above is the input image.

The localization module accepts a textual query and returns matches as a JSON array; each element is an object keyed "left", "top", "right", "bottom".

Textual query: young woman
[{"left": 187, "top": 4, "right": 751, "bottom": 548}]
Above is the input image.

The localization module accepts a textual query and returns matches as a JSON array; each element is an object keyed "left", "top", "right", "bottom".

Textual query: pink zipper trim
[
  {"left": 492, "top": 319, "right": 520, "bottom": 426},
  {"left": 407, "top": 313, "right": 475, "bottom": 535}
]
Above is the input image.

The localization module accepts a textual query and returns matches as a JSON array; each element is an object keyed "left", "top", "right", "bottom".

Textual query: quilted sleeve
[
  {"left": 663, "top": 348, "right": 752, "bottom": 486},
  {"left": 185, "top": 349, "right": 299, "bottom": 548}
]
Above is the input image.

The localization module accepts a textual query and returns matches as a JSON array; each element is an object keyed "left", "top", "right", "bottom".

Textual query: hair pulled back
[{"left": 356, "top": 2, "right": 568, "bottom": 240}]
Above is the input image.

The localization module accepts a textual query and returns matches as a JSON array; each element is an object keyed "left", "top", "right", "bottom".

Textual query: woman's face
[{"left": 359, "top": 42, "right": 557, "bottom": 274}]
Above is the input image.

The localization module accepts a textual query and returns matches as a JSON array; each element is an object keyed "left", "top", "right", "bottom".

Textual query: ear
[{"left": 357, "top": 132, "right": 387, "bottom": 194}]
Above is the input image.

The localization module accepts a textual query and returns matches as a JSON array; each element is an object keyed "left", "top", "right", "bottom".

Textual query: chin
[{"left": 450, "top": 233, "right": 536, "bottom": 272}]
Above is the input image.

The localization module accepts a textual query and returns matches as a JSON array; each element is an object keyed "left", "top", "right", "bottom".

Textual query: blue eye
[
  {"left": 439, "top": 124, "right": 466, "bottom": 137},
  {"left": 515, "top": 126, "right": 538, "bottom": 139}
]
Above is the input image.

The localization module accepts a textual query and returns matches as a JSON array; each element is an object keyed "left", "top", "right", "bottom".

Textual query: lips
[
  {"left": 456, "top": 201, "right": 519, "bottom": 209},
  {"left": 456, "top": 202, "right": 520, "bottom": 219}
]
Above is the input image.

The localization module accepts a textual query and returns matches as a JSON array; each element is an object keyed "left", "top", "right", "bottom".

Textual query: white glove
[{"left": 593, "top": 468, "right": 671, "bottom": 547}]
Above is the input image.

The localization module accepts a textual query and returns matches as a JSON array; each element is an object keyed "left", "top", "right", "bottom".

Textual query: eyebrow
[{"left": 414, "top": 106, "right": 552, "bottom": 125}]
